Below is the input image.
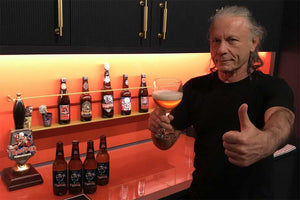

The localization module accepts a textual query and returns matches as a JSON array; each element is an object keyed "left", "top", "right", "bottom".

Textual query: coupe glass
[{"left": 152, "top": 78, "right": 183, "bottom": 136}]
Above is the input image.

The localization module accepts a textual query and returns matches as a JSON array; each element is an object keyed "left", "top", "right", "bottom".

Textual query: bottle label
[
  {"left": 97, "top": 162, "right": 109, "bottom": 180},
  {"left": 59, "top": 105, "right": 70, "bottom": 120},
  {"left": 83, "top": 169, "right": 97, "bottom": 187},
  {"left": 102, "top": 95, "right": 113, "bottom": 112},
  {"left": 81, "top": 101, "right": 92, "bottom": 117},
  {"left": 53, "top": 170, "right": 67, "bottom": 188},
  {"left": 69, "top": 169, "right": 82, "bottom": 188},
  {"left": 125, "top": 80, "right": 128, "bottom": 86},
  {"left": 140, "top": 96, "right": 149, "bottom": 110},
  {"left": 120, "top": 97, "right": 131, "bottom": 111}
]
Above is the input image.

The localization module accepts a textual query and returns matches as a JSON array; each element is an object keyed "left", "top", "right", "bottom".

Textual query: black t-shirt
[{"left": 171, "top": 70, "right": 294, "bottom": 199}]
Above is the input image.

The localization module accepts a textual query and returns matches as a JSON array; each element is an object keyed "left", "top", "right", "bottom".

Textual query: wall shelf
[{"left": 30, "top": 109, "right": 153, "bottom": 132}]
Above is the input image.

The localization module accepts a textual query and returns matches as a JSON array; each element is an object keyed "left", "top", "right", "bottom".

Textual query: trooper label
[
  {"left": 102, "top": 95, "right": 113, "bottom": 112},
  {"left": 83, "top": 169, "right": 97, "bottom": 186},
  {"left": 120, "top": 97, "right": 131, "bottom": 111},
  {"left": 97, "top": 162, "right": 109, "bottom": 180},
  {"left": 59, "top": 105, "right": 70, "bottom": 120},
  {"left": 53, "top": 170, "right": 67, "bottom": 188},
  {"left": 140, "top": 96, "right": 149, "bottom": 110},
  {"left": 69, "top": 169, "right": 82, "bottom": 188}
]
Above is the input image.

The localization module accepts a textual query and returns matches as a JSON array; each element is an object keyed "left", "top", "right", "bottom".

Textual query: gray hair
[{"left": 209, "top": 6, "right": 266, "bottom": 72}]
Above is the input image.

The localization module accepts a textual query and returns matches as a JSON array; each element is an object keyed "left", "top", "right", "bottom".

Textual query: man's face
[{"left": 209, "top": 16, "right": 257, "bottom": 73}]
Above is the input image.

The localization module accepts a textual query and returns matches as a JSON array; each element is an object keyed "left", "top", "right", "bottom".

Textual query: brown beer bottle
[
  {"left": 138, "top": 73, "right": 149, "bottom": 113},
  {"left": 80, "top": 76, "right": 92, "bottom": 121},
  {"left": 101, "top": 63, "right": 114, "bottom": 118},
  {"left": 53, "top": 141, "right": 67, "bottom": 196},
  {"left": 58, "top": 77, "right": 70, "bottom": 124},
  {"left": 120, "top": 74, "right": 131, "bottom": 115},
  {"left": 96, "top": 135, "right": 110, "bottom": 185},
  {"left": 13, "top": 93, "right": 26, "bottom": 129},
  {"left": 83, "top": 140, "right": 97, "bottom": 194},
  {"left": 68, "top": 140, "right": 82, "bottom": 194}
]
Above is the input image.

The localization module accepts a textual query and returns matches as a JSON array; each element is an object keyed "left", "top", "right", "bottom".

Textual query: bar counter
[{"left": 0, "top": 134, "right": 195, "bottom": 200}]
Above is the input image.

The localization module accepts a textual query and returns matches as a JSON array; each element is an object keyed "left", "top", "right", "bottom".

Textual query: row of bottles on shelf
[
  {"left": 12, "top": 63, "right": 149, "bottom": 129},
  {"left": 53, "top": 135, "right": 109, "bottom": 196}
]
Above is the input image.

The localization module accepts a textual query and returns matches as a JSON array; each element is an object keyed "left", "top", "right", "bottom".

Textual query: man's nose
[{"left": 217, "top": 41, "right": 228, "bottom": 55}]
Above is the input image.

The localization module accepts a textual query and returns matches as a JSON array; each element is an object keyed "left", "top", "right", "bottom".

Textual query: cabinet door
[
  {"left": 0, "top": 0, "right": 70, "bottom": 47},
  {"left": 150, "top": 0, "right": 220, "bottom": 52},
  {"left": 71, "top": 0, "right": 148, "bottom": 52}
]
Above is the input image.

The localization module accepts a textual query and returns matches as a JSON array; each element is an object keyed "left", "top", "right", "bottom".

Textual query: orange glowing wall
[{"left": 0, "top": 52, "right": 272, "bottom": 170}]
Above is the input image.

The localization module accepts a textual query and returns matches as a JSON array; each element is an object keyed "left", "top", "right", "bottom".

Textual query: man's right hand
[{"left": 148, "top": 107, "right": 175, "bottom": 134}]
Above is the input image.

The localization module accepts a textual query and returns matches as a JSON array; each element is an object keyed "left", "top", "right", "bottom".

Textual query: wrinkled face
[{"left": 209, "top": 16, "right": 257, "bottom": 73}]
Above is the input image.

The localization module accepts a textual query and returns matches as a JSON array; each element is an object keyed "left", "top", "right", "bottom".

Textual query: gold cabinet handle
[
  {"left": 158, "top": 1, "right": 167, "bottom": 40},
  {"left": 55, "top": 0, "right": 63, "bottom": 37},
  {"left": 139, "top": 0, "right": 148, "bottom": 39}
]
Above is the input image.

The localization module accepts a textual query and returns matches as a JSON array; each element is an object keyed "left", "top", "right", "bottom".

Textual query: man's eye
[
  {"left": 229, "top": 38, "right": 238, "bottom": 42},
  {"left": 211, "top": 39, "right": 220, "bottom": 43}
]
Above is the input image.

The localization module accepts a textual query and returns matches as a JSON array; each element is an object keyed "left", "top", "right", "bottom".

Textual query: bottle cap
[
  {"left": 123, "top": 74, "right": 128, "bottom": 78},
  {"left": 83, "top": 76, "right": 88, "bottom": 81}
]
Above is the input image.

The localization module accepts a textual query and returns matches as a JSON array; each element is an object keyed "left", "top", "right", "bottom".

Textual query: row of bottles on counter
[
  {"left": 58, "top": 63, "right": 149, "bottom": 124},
  {"left": 12, "top": 63, "right": 149, "bottom": 129},
  {"left": 53, "top": 135, "right": 109, "bottom": 196}
]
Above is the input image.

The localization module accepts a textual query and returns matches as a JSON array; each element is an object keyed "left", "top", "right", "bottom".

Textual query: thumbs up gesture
[{"left": 222, "top": 104, "right": 268, "bottom": 167}]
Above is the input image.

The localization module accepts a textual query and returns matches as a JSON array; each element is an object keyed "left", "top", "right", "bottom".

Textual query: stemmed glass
[{"left": 152, "top": 78, "right": 183, "bottom": 136}]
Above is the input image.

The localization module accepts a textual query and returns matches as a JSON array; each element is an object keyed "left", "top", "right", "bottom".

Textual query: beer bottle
[
  {"left": 53, "top": 141, "right": 67, "bottom": 196},
  {"left": 101, "top": 63, "right": 114, "bottom": 118},
  {"left": 83, "top": 140, "right": 97, "bottom": 194},
  {"left": 58, "top": 78, "right": 70, "bottom": 124},
  {"left": 138, "top": 73, "right": 149, "bottom": 113},
  {"left": 120, "top": 74, "right": 131, "bottom": 115},
  {"left": 80, "top": 76, "right": 92, "bottom": 121},
  {"left": 69, "top": 140, "right": 82, "bottom": 194},
  {"left": 96, "top": 135, "right": 110, "bottom": 185},
  {"left": 13, "top": 93, "right": 25, "bottom": 129}
]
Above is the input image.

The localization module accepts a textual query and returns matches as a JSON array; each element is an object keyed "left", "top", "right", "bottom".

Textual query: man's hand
[
  {"left": 222, "top": 104, "right": 268, "bottom": 167},
  {"left": 148, "top": 107, "right": 174, "bottom": 134},
  {"left": 148, "top": 107, "right": 182, "bottom": 150}
]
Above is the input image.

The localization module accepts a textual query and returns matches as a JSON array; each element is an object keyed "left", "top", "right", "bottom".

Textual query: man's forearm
[
  {"left": 263, "top": 106, "right": 295, "bottom": 154},
  {"left": 151, "top": 130, "right": 182, "bottom": 150}
]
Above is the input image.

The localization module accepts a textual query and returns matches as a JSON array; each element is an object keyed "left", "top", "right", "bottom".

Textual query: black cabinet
[
  {"left": 0, "top": 0, "right": 70, "bottom": 50},
  {"left": 0, "top": 0, "right": 285, "bottom": 54},
  {"left": 70, "top": 0, "right": 218, "bottom": 53},
  {"left": 150, "top": 0, "right": 220, "bottom": 52},
  {"left": 70, "top": 0, "right": 147, "bottom": 52}
]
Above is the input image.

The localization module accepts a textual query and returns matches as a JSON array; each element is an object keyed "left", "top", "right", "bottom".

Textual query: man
[{"left": 148, "top": 6, "right": 295, "bottom": 199}]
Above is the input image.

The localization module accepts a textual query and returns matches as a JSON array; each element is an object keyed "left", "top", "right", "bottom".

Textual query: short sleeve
[{"left": 263, "top": 78, "right": 294, "bottom": 113}]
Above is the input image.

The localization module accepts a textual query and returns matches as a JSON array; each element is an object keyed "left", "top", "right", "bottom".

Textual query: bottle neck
[
  {"left": 56, "top": 151, "right": 65, "bottom": 159},
  {"left": 86, "top": 143, "right": 95, "bottom": 159},
  {"left": 99, "top": 141, "right": 107, "bottom": 151},
  {"left": 56, "top": 143, "right": 65, "bottom": 159},
  {"left": 71, "top": 144, "right": 80, "bottom": 159},
  {"left": 123, "top": 78, "right": 129, "bottom": 88},
  {"left": 82, "top": 81, "right": 89, "bottom": 92},
  {"left": 103, "top": 71, "right": 111, "bottom": 88},
  {"left": 141, "top": 78, "right": 147, "bottom": 87},
  {"left": 60, "top": 83, "right": 67, "bottom": 94}
]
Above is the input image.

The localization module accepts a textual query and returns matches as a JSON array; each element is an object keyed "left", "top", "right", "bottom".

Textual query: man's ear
[{"left": 250, "top": 37, "right": 259, "bottom": 52}]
